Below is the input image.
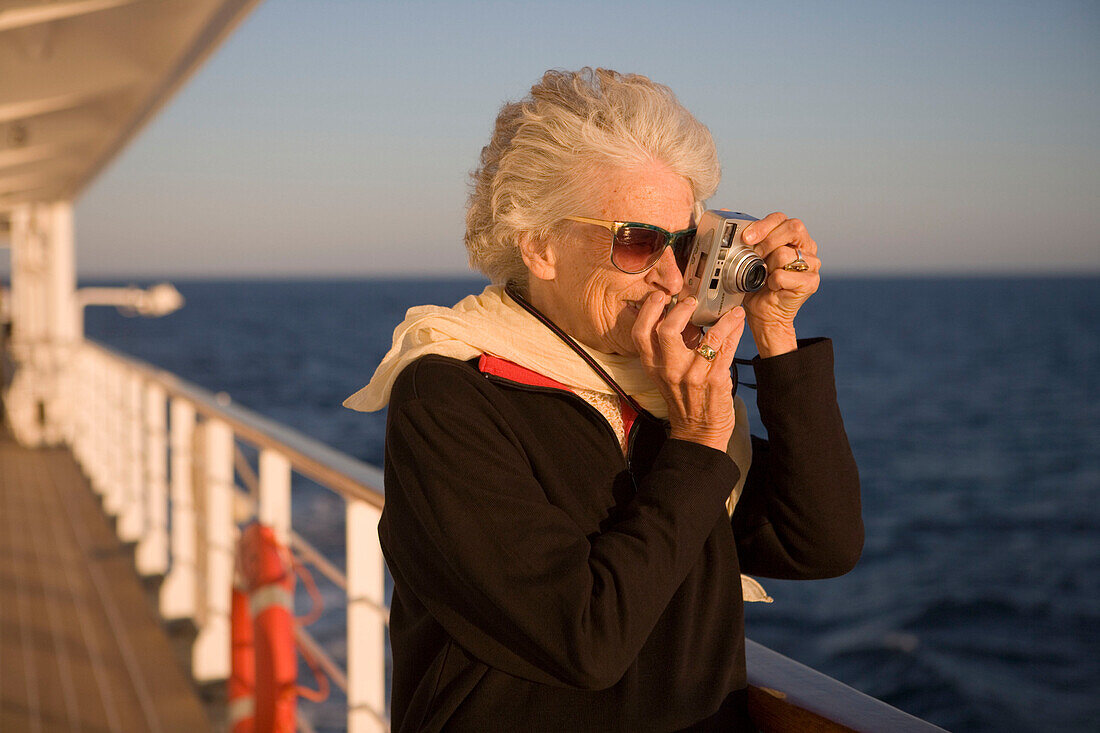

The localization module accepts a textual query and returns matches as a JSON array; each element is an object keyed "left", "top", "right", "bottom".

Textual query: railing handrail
[
  {"left": 75, "top": 336, "right": 391, "bottom": 731},
  {"left": 82, "top": 337, "right": 385, "bottom": 508},
  {"left": 746, "top": 639, "right": 948, "bottom": 732},
  {"left": 70, "top": 336, "right": 944, "bottom": 733}
]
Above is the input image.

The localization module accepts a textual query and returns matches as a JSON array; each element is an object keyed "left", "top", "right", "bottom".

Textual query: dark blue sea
[{"left": 83, "top": 276, "right": 1100, "bottom": 733}]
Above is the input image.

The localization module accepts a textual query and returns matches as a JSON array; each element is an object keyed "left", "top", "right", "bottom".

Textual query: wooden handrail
[{"left": 746, "top": 640, "right": 947, "bottom": 732}]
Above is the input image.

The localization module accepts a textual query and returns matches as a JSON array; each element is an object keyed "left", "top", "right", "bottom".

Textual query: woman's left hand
[{"left": 740, "top": 212, "right": 820, "bottom": 358}]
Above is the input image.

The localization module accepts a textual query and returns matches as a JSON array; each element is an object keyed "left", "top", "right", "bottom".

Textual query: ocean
[{"left": 83, "top": 276, "right": 1100, "bottom": 732}]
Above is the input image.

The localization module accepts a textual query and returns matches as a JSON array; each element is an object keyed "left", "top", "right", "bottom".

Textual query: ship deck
[{"left": 0, "top": 426, "right": 212, "bottom": 733}]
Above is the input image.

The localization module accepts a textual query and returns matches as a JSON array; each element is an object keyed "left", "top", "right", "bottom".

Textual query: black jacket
[{"left": 379, "top": 338, "right": 862, "bottom": 732}]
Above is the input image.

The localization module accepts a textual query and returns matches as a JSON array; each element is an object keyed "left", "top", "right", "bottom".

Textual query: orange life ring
[
  {"left": 232, "top": 522, "right": 330, "bottom": 732},
  {"left": 238, "top": 522, "right": 298, "bottom": 733},
  {"left": 229, "top": 583, "right": 256, "bottom": 733}
]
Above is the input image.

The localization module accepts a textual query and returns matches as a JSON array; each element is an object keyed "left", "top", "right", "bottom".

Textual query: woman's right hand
[{"left": 631, "top": 292, "right": 747, "bottom": 452}]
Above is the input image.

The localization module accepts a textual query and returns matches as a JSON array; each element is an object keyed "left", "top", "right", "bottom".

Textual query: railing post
[
  {"left": 103, "top": 357, "right": 124, "bottom": 516},
  {"left": 192, "top": 417, "right": 234, "bottom": 682},
  {"left": 85, "top": 348, "right": 106, "bottom": 497},
  {"left": 347, "top": 498, "right": 386, "bottom": 733},
  {"left": 67, "top": 345, "right": 81, "bottom": 460},
  {"left": 136, "top": 381, "right": 169, "bottom": 575},
  {"left": 101, "top": 351, "right": 118, "bottom": 503},
  {"left": 161, "top": 398, "right": 198, "bottom": 619},
  {"left": 258, "top": 448, "right": 291, "bottom": 544},
  {"left": 78, "top": 347, "right": 93, "bottom": 471},
  {"left": 69, "top": 346, "right": 88, "bottom": 468},
  {"left": 96, "top": 350, "right": 111, "bottom": 496},
  {"left": 117, "top": 370, "right": 145, "bottom": 541}
]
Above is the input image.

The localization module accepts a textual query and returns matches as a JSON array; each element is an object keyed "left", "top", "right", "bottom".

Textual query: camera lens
[
  {"left": 744, "top": 261, "right": 767, "bottom": 291},
  {"left": 723, "top": 247, "right": 768, "bottom": 293}
]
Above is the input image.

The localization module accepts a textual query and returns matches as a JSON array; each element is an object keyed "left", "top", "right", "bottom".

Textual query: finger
[
  {"left": 683, "top": 333, "right": 720, "bottom": 385},
  {"left": 701, "top": 304, "right": 744, "bottom": 345},
  {"left": 686, "top": 306, "right": 744, "bottom": 381},
  {"left": 631, "top": 291, "right": 667, "bottom": 360},
  {"left": 722, "top": 313, "right": 747, "bottom": 357},
  {"left": 740, "top": 212, "right": 787, "bottom": 248},
  {"left": 682, "top": 323, "right": 703, "bottom": 349},
  {"left": 706, "top": 308, "right": 747, "bottom": 377},
  {"left": 766, "top": 267, "right": 821, "bottom": 294},
  {"left": 750, "top": 217, "right": 817, "bottom": 259},
  {"left": 655, "top": 295, "right": 697, "bottom": 352},
  {"left": 766, "top": 249, "right": 821, "bottom": 274},
  {"left": 635, "top": 290, "right": 668, "bottom": 329},
  {"left": 757, "top": 219, "right": 816, "bottom": 259}
]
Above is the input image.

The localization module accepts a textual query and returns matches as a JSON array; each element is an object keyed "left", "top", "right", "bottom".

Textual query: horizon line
[{"left": 46, "top": 270, "right": 1100, "bottom": 282}]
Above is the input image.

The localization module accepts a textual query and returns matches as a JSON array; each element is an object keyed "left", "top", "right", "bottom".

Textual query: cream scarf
[{"left": 344, "top": 284, "right": 771, "bottom": 603}]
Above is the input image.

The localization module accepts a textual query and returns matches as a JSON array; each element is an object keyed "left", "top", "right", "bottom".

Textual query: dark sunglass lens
[
  {"left": 672, "top": 231, "right": 696, "bottom": 273},
  {"left": 612, "top": 226, "right": 665, "bottom": 272}
]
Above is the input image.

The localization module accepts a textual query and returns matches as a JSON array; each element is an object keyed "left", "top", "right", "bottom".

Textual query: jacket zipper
[{"left": 625, "top": 419, "right": 641, "bottom": 472}]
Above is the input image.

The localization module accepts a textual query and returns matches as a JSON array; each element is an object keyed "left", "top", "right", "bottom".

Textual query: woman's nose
[{"left": 645, "top": 245, "right": 685, "bottom": 295}]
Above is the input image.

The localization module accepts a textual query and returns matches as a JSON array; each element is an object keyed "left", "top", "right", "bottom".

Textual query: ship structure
[{"left": 0, "top": 2, "right": 945, "bottom": 731}]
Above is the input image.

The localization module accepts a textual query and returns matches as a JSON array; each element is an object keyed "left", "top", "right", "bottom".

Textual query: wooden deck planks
[{"left": 0, "top": 431, "right": 212, "bottom": 733}]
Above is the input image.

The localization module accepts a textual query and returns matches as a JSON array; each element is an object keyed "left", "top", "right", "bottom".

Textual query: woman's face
[{"left": 530, "top": 161, "right": 693, "bottom": 356}]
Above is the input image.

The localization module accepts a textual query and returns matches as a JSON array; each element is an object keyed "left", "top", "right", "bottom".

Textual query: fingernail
[
  {"left": 742, "top": 229, "right": 756, "bottom": 244},
  {"left": 684, "top": 296, "right": 697, "bottom": 306}
]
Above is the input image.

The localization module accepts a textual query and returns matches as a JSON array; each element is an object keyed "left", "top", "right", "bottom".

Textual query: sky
[{"left": 56, "top": 0, "right": 1100, "bottom": 277}]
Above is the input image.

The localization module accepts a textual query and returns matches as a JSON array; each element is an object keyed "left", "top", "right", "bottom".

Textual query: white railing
[
  {"left": 58, "top": 337, "right": 947, "bottom": 733},
  {"left": 68, "top": 338, "right": 389, "bottom": 733}
]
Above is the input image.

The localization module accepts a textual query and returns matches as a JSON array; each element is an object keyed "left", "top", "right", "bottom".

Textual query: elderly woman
[{"left": 345, "top": 68, "right": 862, "bottom": 732}]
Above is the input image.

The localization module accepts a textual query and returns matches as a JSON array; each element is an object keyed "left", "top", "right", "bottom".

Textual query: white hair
[{"left": 465, "top": 67, "right": 721, "bottom": 291}]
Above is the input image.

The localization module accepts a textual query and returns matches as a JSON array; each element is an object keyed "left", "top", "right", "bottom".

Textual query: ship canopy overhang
[{"left": 0, "top": 0, "right": 263, "bottom": 234}]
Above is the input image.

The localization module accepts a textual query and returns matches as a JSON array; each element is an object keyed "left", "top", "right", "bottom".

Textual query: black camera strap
[{"left": 504, "top": 283, "right": 652, "bottom": 419}]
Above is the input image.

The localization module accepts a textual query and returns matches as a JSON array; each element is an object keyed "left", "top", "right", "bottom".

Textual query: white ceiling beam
[
  {"left": 0, "top": 141, "right": 86, "bottom": 169},
  {"left": 0, "top": 85, "right": 136, "bottom": 124},
  {"left": 0, "top": 0, "right": 145, "bottom": 34},
  {"left": 0, "top": 34, "right": 150, "bottom": 114},
  {"left": 0, "top": 166, "right": 76, "bottom": 193},
  {"left": 0, "top": 184, "right": 61, "bottom": 213},
  {"left": 0, "top": 89, "right": 94, "bottom": 123},
  {"left": 0, "top": 189, "right": 55, "bottom": 212}
]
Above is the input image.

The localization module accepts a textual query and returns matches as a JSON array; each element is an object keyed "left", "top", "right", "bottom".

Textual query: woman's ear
[{"left": 518, "top": 232, "right": 557, "bottom": 282}]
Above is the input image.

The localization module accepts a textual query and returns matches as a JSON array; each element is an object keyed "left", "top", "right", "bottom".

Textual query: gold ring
[
  {"left": 783, "top": 247, "right": 809, "bottom": 272},
  {"left": 695, "top": 343, "right": 718, "bottom": 361},
  {"left": 783, "top": 245, "right": 809, "bottom": 270}
]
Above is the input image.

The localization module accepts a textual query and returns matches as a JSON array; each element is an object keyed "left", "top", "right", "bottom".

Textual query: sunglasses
[{"left": 564, "top": 216, "right": 697, "bottom": 274}]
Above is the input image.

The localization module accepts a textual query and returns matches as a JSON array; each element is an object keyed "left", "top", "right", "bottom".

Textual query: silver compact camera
[{"left": 677, "top": 209, "right": 767, "bottom": 326}]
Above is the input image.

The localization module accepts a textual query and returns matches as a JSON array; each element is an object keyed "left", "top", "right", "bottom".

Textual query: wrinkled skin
[{"left": 521, "top": 161, "right": 820, "bottom": 451}]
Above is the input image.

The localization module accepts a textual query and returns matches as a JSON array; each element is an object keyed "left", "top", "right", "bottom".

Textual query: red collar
[
  {"left": 478, "top": 354, "right": 639, "bottom": 439},
  {"left": 478, "top": 354, "right": 571, "bottom": 391}
]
